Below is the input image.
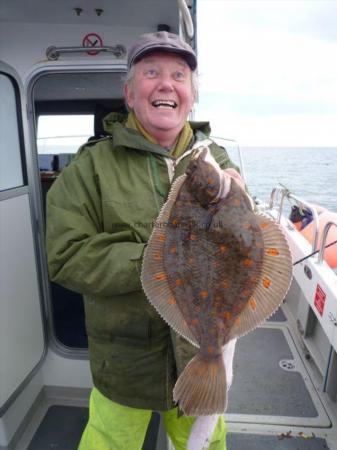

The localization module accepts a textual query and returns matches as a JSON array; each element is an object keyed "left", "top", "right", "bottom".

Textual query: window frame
[{"left": 0, "top": 71, "right": 28, "bottom": 193}]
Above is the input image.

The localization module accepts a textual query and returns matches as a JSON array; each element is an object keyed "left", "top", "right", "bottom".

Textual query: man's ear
[{"left": 124, "top": 83, "right": 134, "bottom": 110}]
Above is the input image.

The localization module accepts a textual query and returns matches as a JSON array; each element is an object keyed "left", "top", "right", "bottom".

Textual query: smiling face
[{"left": 124, "top": 52, "right": 196, "bottom": 147}]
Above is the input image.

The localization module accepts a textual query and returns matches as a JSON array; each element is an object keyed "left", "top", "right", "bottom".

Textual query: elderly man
[{"left": 46, "top": 31, "right": 239, "bottom": 450}]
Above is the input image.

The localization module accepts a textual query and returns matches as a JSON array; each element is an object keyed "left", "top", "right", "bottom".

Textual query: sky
[
  {"left": 194, "top": 0, "right": 337, "bottom": 147},
  {"left": 38, "top": 1, "right": 337, "bottom": 151}
]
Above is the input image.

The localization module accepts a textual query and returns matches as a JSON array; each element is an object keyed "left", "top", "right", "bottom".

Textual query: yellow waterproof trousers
[{"left": 78, "top": 388, "right": 227, "bottom": 450}]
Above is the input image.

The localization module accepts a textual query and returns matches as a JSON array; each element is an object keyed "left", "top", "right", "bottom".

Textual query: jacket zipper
[{"left": 164, "top": 157, "right": 176, "bottom": 183}]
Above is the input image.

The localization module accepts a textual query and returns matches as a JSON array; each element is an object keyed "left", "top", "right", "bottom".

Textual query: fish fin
[
  {"left": 228, "top": 212, "right": 293, "bottom": 340},
  {"left": 141, "top": 175, "right": 199, "bottom": 347},
  {"left": 173, "top": 352, "right": 227, "bottom": 416}
]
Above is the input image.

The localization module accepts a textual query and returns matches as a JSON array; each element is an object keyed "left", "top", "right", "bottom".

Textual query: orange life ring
[{"left": 300, "top": 211, "right": 337, "bottom": 268}]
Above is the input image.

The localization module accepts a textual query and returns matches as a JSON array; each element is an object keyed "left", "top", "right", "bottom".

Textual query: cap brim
[{"left": 131, "top": 46, "right": 197, "bottom": 71}]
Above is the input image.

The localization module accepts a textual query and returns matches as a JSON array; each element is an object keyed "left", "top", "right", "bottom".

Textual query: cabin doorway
[{"left": 31, "top": 69, "right": 127, "bottom": 351}]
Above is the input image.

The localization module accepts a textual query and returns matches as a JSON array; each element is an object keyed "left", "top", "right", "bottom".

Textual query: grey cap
[{"left": 127, "top": 31, "right": 197, "bottom": 71}]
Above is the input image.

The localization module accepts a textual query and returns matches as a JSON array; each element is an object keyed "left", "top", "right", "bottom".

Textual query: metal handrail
[
  {"left": 46, "top": 45, "right": 126, "bottom": 61},
  {"left": 318, "top": 222, "right": 337, "bottom": 265},
  {"left": 269, "top": 187, "right": 320, "bottom": 253}
]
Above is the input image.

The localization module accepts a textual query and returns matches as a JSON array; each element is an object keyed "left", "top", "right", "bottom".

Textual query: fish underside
[{"left": 141, "top": 146, "right": 292, "bottom": 417}]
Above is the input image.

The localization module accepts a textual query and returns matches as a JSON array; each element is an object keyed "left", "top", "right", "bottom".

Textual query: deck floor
[{"left": 18, "top": 305, "right": 336, "bottom": 450}]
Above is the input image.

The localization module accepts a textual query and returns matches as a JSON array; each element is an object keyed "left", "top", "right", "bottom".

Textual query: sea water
[{"left": 225, "top": 147, "right": 337, "bottom": 213}]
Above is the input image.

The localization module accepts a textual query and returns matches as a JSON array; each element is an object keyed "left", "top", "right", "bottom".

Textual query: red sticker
[
  {"left": 82, "top": 33, "right": 103, "bottom": 55},
  {"left": 314, "top": 284, "right": 326, "bottom": 316}
]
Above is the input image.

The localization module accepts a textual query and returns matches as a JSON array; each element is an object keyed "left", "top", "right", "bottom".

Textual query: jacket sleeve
[{"left": 46, "top": 152, "right": 145, "bottom": 298}]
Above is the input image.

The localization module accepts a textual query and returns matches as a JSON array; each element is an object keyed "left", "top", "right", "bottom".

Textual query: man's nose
[{"left": 157, "top": 74, "right": 174, "bottom": 91}]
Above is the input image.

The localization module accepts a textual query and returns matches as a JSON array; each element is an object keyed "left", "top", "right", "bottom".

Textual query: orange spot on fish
[
  {"left": 243, "top": 258, "right": 253, "bottom": 267},
  {"left": 158, "top": 235, "right": 166, "bottom": 242},
  {"left": 175, "top": 279, "right": 184, "bottom": 286},
  {"left": 200, "top": 291, "right": 209, "bottom": 299},
  {"left": 235, "top": 317, "right": 241, "bottom": 326},
  {"left": 249, "top": 298, "right": 257, "bottom": 310},
  {"left": 155, "top": 273, "right": 167, "bottom": 281},
  {"left": 266, "top": 247, "right": 280, "bottom": 256},
  {"left": 260, "top": 222, "right": 269, "bottom": 229},
  {"left": 191, "top": 318, "right": 199, "bottom": 326},
  {"left": 222, "top": 280, "right": 230, "bottom": 289},
  {"left": 263, "top": 277, "right": 272, "bottom": 289},
  {"left": 219, "top": 245, "right": 228, "bottom": 253},
  {"left": 207, "top": 177, "right": 215, "bottom": 184},
  {"left": 190, "top": 234, "right": 197, "bottom": 240},
  {"left": 172, "top": 218, "right": 179, "bottom": 226},
  {"left": 224, "top": 311, "right": 232, "bottom": 320},
  {"left": 168, "top": 297, "right": 176, "bottom": 305},
  {"left": 207, "top": 346, "right": 215, "bottom": 354},
  {"left": 170, "top": 246, "right": 177, "bottom": 254}
]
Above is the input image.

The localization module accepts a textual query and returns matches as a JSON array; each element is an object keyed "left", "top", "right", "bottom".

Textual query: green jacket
[{"left": 46, "top": 113, "right": 239, "bottom": 411}]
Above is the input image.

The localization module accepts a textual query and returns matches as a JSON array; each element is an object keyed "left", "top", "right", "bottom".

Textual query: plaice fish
[{"left": 141, "top": 144, "right": 293, "bottom": 417}]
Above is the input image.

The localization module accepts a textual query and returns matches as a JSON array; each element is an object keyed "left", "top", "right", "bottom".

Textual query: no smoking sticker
[{"left": 82, "top": 33, "right": 103, "bottom": 55}]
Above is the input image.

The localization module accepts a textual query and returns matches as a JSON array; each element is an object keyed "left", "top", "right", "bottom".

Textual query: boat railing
[
  {"left": 318, "top": 221, "right": 337, "bottom": 265},
  {"left": 269, "top": 186, "right": 320, "bottom": 254}
]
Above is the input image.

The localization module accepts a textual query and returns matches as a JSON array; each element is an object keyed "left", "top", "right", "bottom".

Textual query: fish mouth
[
  {"left": 151, "top": 100, "right": 177, "bottom": 109},
  {"left": 186, "top": 147, "right": 208, "bottom": 178}
]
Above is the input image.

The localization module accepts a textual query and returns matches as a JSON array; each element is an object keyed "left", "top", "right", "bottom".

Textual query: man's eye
[
  {"left": 174, "top": 71, "right": 186, "bottom": 81},
  {"left": 145, "top": 69, "right": 158, "bottom": 78}
]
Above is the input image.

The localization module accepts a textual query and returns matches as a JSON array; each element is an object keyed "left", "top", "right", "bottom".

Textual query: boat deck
[
  {"left": 15, "top": 304, "right": 337, "bottom": 450},
  {"left": 226, "top": 304, "right": 336, "bottom": 449}
]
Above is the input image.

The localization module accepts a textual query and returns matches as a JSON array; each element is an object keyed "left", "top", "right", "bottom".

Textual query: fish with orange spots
[{"left": 141, "top": 144, "right": 292, "bottom": 419}]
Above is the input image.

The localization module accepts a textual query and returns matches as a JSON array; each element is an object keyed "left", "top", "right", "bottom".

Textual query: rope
[
  {"left": 176, "top": 0, "right": 194, "bottom": 38},
  {"left": 293, "top": 239, "right": 337, "bottom": 266}
]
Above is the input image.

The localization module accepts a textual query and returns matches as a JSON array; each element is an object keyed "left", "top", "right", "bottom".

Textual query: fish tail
[{"left": 173, "top": 352, "right": 227, "bottom": 416}]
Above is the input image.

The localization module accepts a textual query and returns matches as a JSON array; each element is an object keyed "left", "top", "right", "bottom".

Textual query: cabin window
[
  {"left": 36, "top": 115, "right": 94, "bottom": 172},
  {"left": 37, "top": 115, "right": 94, "bottom": 155},
  {"left": 0, "top": 74, "right": 24, "bottom": 191}
]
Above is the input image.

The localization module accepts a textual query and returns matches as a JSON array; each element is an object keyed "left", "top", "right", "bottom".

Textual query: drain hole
[{"left": 279, "top": 359, "right": 296, "bottom": 371}]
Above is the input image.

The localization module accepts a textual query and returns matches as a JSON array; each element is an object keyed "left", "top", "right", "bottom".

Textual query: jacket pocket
[{"left": 103, "top": 195, "right": 160, "bottom": 239}]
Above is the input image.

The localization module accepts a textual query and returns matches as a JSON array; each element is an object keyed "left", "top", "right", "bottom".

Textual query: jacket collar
[{"left": 102, "top": 112, "right": 212, "bottom": 159}]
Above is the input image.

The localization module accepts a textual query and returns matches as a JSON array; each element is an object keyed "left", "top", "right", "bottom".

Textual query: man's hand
[{"left": 224, "top": 168, "right": 246, "bottom": 191}]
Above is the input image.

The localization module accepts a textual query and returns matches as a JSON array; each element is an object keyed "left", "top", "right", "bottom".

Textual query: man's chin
[{"left": 149, "top": 117, "right": 182, "bottom": 131}]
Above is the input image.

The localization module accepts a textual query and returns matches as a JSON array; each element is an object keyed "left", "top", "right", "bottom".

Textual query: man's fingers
[{"left": 224, "top": 168, "right": 246, "bottom": 190}]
